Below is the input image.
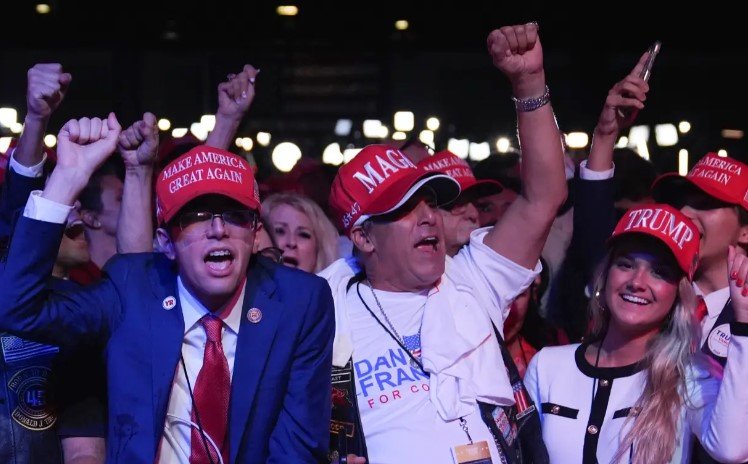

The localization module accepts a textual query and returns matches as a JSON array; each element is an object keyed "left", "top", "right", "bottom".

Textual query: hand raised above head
[
  {"left": 43, "top": 113, "right": 121, "bottom": 205},
  {"left": 486, "top": 22, "right": 543, "bottom": 87},
  {"left": 118, "top": 112, "right": 159, "bottom": 169},
  {"left": 26, "top": 63, "right": 72, "bottom": 120},
  {"left": 596, "top": 49, "right": 652, "bottom": 135},
  {"left": 216, "top": 64, "right": 260, "bottom": 120}
]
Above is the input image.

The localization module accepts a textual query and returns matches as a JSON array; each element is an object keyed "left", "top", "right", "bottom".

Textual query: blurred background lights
[
  {"left": 393, "top": 111, "right": 414, "bottom": 132},
  {"left": 271, "top": 142, "right": 302, "bottom": 172}
]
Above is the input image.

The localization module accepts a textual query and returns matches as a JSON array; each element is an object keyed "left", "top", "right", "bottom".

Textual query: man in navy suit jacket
[{"left": 0, "top": 114, "right": 335, "bottom": 463}]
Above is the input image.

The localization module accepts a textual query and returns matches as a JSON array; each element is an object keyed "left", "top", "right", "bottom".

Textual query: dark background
[{"left": 1, "top": 0, "right": 745, "bottom": 173}]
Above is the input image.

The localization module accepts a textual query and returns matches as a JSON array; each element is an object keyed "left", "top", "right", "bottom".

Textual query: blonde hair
[
  {"left": 589, "top": 249, "right": 700, "bottom": 464},
  {"left": 261, "top": 193, "right": 340, "bottom": 273}
]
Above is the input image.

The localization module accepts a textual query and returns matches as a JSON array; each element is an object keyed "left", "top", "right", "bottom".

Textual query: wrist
[
  {"left": 512, "top": 85, "right": 550, "bottom": 112},
  {"left": 215, "top": 112, "right": 243, "bottom": 125},
  {"left": 23, "top": 114, "right": 50, "bottom": 131},
  {"left": 125, "top": 164, "right": 154, "bottom": 179},
  {"left": 510, "top": 72, "right": 546, "bottom": 100},
  {"left": 593, "top": 124, "right": 618, "bottom": 138},
  {"left": 42, "top": 168, "right": 88, "bottom": 205}
]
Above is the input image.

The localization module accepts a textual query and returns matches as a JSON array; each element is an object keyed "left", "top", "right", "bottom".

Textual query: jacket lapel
[
  {"left": 148, "top": 256, "right": 185, "bottom": 447},
  {"left": 229, "top": 259, "right": 281, "bottom": 460}
]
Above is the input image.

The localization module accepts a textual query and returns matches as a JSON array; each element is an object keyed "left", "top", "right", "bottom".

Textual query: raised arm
[
  {"left": 587, "top": 50, "right": 651, "bottom": 172},
  {"left": 483, "top": 23, "right": 567, "bottom": 269},
  {"left": 116, "top": 112, "right": 159, "bottom": 253},
  {"left": 0, "top": 64, "right": 71, "bottom": 232},
  {"left": 205, "top": 64, "right": 259, "bottom": 150},
  {"left": 0, "top": 115, "right": 122, "bottom": 345},
  {"left": 13, "top": 63, "right": 71, "bottom": 168}
]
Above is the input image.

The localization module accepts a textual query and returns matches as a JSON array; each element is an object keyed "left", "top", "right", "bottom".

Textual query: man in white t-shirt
[{"left": 321, "top": 23, "right": 567, "bottom": 464}]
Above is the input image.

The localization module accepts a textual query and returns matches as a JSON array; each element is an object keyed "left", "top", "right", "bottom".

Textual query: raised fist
[
  {"left": 487, "top": 23, "right": 543, "bottom": 84},
  {"left": 26, "top": 63, "right": 72, "bottom": 120},
  {"left": 118, "top": 112, "right": 159, "bottom": 169},
  {"left": 216, "top": 64, "right": 259, "bottom": 120}
]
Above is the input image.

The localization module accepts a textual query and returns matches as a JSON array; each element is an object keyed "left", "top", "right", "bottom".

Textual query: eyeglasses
[
  {"left": 177, "top": 210, "right": 258, "bottom": 230},
  {"left": 258, "top": 246, "right": 284, "bottom": 263}
]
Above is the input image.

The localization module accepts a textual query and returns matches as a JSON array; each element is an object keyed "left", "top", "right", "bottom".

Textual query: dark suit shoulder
[{"left": 101, "top": 252, "right": 174, "bottom": 281}]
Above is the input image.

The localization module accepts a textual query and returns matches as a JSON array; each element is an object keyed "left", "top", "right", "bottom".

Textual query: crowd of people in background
[{"left": 0, "top": 21, "right": 747, "bottom": 464}]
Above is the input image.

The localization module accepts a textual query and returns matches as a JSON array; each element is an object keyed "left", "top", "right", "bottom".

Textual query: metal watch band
[{"left": 511, "top": 85, "right": 550, "bottom": 112}]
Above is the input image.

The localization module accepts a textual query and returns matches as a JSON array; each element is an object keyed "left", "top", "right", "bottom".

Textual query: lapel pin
[
  {"left": 247, "top": 308, "right": 263, "bottom": 323},
  {"left": 162, "top": 296, "right": 177, "bottom": 310}
]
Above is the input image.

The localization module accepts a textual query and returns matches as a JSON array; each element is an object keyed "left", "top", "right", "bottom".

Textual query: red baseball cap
[
  {"left": 418, "top": 150, "right": 503, "bottom": 199},
  {"left": 155, "top": 145, "right": 260, "bottom": 225},
  {"left": 329, "top": 144, "right": 460, "bottom": 234},
  {"left": 609, "top": 203, "right": 700, "bottom": 280},
  {"left": 651, "top": 153, "right": 748, "bottom": 210}
]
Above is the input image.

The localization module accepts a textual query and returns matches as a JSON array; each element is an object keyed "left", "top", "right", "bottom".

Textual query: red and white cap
[
  {"left": 651, "top": 153, "right": 748, "bottom": 210},
  {"left": 155, "top": 145, "right": 260, "bottom": 225},
  {"left": 329, "top": 144, "right": 460, "bottom": 234},
  {"left": 418, "top": 150, "right": 503, "bottom": 198},
  {"left": 609, "top": 203, "right": 700, "bottom": 280}
]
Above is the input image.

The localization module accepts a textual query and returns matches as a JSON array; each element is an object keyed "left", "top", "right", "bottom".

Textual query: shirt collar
[
  {"left": 177, "top": 276, "right": 245, "bottom": 335},
  {"left": 693, "top": 283, "right": 730, "bottom": 316}
]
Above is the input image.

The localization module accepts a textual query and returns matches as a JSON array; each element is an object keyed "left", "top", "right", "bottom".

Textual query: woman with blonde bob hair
[
  {"left": 525, "top": 203, "right": 748, "bottom": 463},
  {"left": 262, "top": 192, "right": 340, "bottom": 273}
]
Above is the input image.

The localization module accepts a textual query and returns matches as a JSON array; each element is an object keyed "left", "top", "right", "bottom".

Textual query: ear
[
  {"left": 81, "top": 210, "right": 101, "bottom": 229},
  {"left": 350, "top": 226, "right": 375, "bottom": 254},
  {"left": 252, "top": 222, "right": 264, "bottom": 254},
  {"left": 737, "top": 223, "right": 748, "bottom": 247},
  {"left": 156, "top": 228, "right": 177, "bottom": 260}
]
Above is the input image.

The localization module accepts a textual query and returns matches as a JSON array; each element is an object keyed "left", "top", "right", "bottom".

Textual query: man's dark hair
[
  {"left": 79, "top": 157, "right": 125, "bottom": 213},
  {"left": 612, "top": 148, "right": 658, "bottom": 203}
]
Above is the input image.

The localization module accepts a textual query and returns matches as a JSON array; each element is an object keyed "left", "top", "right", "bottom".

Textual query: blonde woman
[
  {"left": 262, "top": 192, "right": 340, "bottom": 273},
  {"left": 524, "top": 204, "right": 748, "bottom": 463}
]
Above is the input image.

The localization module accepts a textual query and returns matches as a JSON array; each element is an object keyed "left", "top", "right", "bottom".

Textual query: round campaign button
[
  {"left": 162, "top": 296, "right": 177, "bottom": 310},
  {"left": 707, "top": 323, "right": 731, "bottom": 358},
  {"left": 247, "top": 308, "right": 263, "bottom": 323}
]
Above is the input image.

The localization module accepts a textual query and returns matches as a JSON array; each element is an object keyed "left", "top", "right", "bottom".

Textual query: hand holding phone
[
  {"left": 616, "top": 41, "right": 661, "bottom": 119},
  {"left": 639, "top": 41, "right": 662, "bottom": 82}
]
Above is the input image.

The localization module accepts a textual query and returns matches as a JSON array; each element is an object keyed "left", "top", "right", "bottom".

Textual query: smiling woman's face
[{"left": 604, "top": 238, "right": 681, "bottom": 338}]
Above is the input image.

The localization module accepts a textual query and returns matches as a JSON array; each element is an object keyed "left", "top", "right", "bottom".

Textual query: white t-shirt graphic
[{"left": 348, "top": 284, "right": 501, "bottom": 464}]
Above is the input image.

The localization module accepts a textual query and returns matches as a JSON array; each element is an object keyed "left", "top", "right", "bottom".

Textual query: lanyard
[{"left": 355, "top": 281, "right": 476, "bottom": 443}]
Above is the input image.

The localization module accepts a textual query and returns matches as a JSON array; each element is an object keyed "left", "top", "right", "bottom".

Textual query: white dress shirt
[
  {"left": 694, "top": 285, "right": 730, "bottom": 345},
  {"left": 156, "top": 277, "right": 245, "bottom": 464}
]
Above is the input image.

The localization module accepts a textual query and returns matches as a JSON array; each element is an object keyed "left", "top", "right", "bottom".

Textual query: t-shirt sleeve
[{"left": 451, "top": 227, "right": 542, "bottom": 325}]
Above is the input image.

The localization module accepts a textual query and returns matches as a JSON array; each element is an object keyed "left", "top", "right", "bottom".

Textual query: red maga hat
[
  {"left": 418, "top": 150, "right": 503, "bottom": 198},
  {"left": 609, "top": 203, "right": 700, "bottom": 280},
  {"left": 329, "top": 144, "right": 460, "bottom": 234},
  {"left": 155, "top": 145, "right": 260, "bottom": 225},
  {"left": 651, "top": 153, "right": 748, "bottom": 210}
]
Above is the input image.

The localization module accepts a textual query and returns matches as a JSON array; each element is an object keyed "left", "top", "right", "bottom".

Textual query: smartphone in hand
[{"left": 639, "top": 41, "right": 662, "bottom": 82}]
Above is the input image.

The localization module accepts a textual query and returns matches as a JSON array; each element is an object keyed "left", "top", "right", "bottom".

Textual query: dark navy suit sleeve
[
  {"left": 0, "top": 216, "right": 120, "bottom": 346},
  {"left": 546, "top": 176, "right": 617, "bottom": 341},
  {"left": 268, "top": 279, "right": 334, "bottom": 463},
  {"left": 0, "top": 168, "right": 45, "bottom": 241}
]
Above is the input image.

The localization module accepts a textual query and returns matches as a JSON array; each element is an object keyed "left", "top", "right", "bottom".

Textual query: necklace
[{"left": 365, "top": 279, "right": 425, "bottom": 370}]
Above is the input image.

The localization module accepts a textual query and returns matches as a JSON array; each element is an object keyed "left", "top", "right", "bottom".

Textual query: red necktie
[
  {"left": 190, "top": 315, "right": 230, "bottom": 464},
  {"left": 695, "top": 296, "right": 708, "bottom": 323}
]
